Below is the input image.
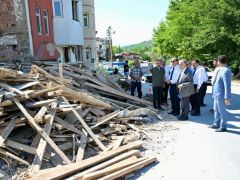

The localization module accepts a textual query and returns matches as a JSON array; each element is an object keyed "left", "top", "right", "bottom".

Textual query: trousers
[
  {"left": 213, "top": 99, "right": 227, "bottom": 128},
  {"left": 181, "top": 96, "right": 190, "bottom": 117},
  {"left": 153, "top": 86, "right": 163, "bottom": 109},
  {"left": 170, "top": 84, "right": 180, "bottom": 114},
  {"left": 131, "top": 81, "right": 142, "bottom": 98},
  {"left": 161, "top": 82, "right": 169, "bottom": 104}
]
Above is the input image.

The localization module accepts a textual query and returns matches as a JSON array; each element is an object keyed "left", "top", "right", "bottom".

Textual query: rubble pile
[{"left": 0, "top": 63, "right": 160, "bottom": 179}]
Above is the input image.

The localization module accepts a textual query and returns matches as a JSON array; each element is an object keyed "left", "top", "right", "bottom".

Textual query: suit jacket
[
  {"left": 212, "top": 66, "right": 231, "bottom": 100},
  {"left": 177, "top": 67, "right": 194, "bottom": 97}
]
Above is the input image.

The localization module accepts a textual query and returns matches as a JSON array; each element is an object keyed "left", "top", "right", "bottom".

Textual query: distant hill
[{"left": 123, "top": 40, "right": 152, "bottom": 52}]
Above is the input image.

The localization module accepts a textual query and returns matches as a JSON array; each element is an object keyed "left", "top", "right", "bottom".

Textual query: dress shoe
[
  {"left": 172, "top": 113, "right": 180, "bottom": 116},
  {"left": 158, "top": 106, "right": 164, "bottom": 110},
  {"left": 215, "top": 128, "right": 227, "bottom": 132},
  {"left": 201, "top": 103, "right": 207, "bottom": 107},
  {"left": 178, "top": 116, "right": 188, "bottom": 121},
  {"left": 208, "top": 124, "right": 219, "bottom": 129},
  {"left": 209, "top": 109, "right": 214, "bottom": 112},
  {"left": 168, "top": 111, "right": 174, "bottom": 115},
  {"left": 191, "top": 112, "right": 200, "bottom": 116}
]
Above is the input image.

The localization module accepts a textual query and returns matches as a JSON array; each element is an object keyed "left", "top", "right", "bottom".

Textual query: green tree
[{"left": 153, "top": 0, "right": 240, "bottom": 75}]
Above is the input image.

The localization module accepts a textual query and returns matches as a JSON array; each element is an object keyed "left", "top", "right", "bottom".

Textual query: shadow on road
[{"left": 188, "top": 93, "right": 240, "bottom": 135}]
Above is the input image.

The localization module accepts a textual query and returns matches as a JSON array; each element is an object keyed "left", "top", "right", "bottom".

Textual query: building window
[
  {"left": 72, "top": 1, "right": 78, "bottom": 21},
  {"left": 36, "top": 7, "right": 42, "bottom": 35},
  {"left": 43, "top": 10, "right": 49, "bottom": 35},
  {"left": 83, "top": 13, "right": 89, "bottom": 27},
  {"left": 53, "top": 0, "right": 63, "bottom": 17}
]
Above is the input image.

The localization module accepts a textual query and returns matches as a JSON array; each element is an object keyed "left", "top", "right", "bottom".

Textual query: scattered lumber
[{"left": 0, "top": 63, "right": 159, "bottom": 179}]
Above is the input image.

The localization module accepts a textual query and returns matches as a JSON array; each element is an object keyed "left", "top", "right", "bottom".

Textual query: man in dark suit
[
  {"left": 177, "top": 60, "right": 194, "bottom": 120},
  {"left": 151, "top": 60, "right": 165, "bottom": 110}
]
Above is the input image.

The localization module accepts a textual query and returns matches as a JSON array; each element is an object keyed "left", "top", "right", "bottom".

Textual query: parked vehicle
[
  {"left": 205, "top": 68, "right": 213, "bottom": 85},
  {"left": 141, "top": 62, "right": 153, "bottom": 83}
]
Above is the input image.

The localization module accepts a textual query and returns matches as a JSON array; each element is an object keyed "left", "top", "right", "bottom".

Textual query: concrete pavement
[{"left": 137, "top": 85, "right": 240, "bottom": 180}]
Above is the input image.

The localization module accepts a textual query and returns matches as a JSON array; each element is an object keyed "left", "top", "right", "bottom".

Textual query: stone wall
[
  {"left": 0, "top": 0, "right": 31, "bottom": 62},
  {"left": 82, "top": 0, "right": 98, "bottom": 68}
]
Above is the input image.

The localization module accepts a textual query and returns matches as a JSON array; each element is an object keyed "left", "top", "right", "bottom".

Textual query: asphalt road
[{"left": 137, "top": 84, "right": 240, "bottom": 180}]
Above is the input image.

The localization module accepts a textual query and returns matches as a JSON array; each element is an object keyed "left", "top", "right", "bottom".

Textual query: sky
[{"left": 95, "top": 0, "right": 170, "bottom": 46}]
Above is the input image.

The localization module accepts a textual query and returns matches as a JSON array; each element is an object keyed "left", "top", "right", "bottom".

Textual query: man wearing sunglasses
[{"left": 167, "top": 58, "right": 181, "bottom": 116}]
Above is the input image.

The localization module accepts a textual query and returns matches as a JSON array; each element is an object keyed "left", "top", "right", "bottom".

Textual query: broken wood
[
  {"left": 62, "top": 97, "right": 107, "bottom": 151},
  {"left": 31, "top": 101, "right": 58, "bottom": 172},
  {"left": 13, "top": 98, "right": 71, "bottom": 164},
  {"left": 29, "top": 141, "right": 143, "bottom": 179},
  {"left": 98, "top": 157, "right": 157, "bottom": 180},
  {"left": 76, "top": 130, "right": 87, "bottom": 162},
  {"left": 0, "top": 119, "right": 16, "bottom": 146},
  {"left": 0, "top": 148, "right": 30, "bottom": 166},
  {"left": 68, "top": 150, "right": 140, "bottom": 180}
]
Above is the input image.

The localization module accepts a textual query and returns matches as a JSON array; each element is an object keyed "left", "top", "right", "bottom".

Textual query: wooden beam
[
  {"left": 13, "top": 98, "right": 71, "bottom": 164},
  {"left": 34, "top": 106, "right": 48, "bottom": 123},
  {"left": 14, "top": 81, "right": 40, "bottom": 90},
  {"left": 26, "top": 99, "right": 57, "bottom": 108},
  {"left": 84, "top": 82, "right": 152, "bottom": 106},
  {"left": 31, "top": 102, "right": 58, "bottom": 172},
  {"left": 31, "top": 65, "right": 71, "bottom": 84},
  {"left": 82, "top": 156, "right": 142, "bottom": 180},
  {"left": 68, "top": 150, "right": 140, "bottom": 180},
  {"left": 76, "top": 130, "right": 87, "bottom": 162},
  {"left": 4, "top": 140, "right": 37, "bottom": 154},
  {"left": 98, "top": 157, "right": 157, "bottom": 180},
  {"left": 113, "top": 136, "right": 125, "bottom": 149},
  {"left": 90, "top": 110, "right": 121, "bottom": 129},
  {"left": 0, "top": 119, "right": 16, "bottom": 146},
  {"left": 61, "top": 97, "right": 107, "bottom": 151},
  {"left": 0, "top": 82, "right": 26, "bottom": 97},
  {"left": 61, "top": 86, "right": 112, "bottom": 110},
  {"left": 0, "top": 148, "right": 30, "bottom": 166},
  {"left": 29, "top": 141, "right": 143, "bottom": 179},
  {"left": 59, "top": 63, "right": 64, "bottom": 84},
  {"left": 54, "top": 116, "right": 82, "bottom": 135}
]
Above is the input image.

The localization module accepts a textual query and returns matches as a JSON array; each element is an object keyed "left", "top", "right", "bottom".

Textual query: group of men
[{"left": 129, "top": 55, "right": 231, "bottom": 132}]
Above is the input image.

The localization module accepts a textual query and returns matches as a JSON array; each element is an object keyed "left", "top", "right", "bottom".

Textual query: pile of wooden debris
[{"left": 0, "top": 63, "right": 159, "bottom": 179}]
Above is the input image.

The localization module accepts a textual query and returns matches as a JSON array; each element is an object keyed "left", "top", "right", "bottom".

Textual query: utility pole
[{"left": 106, "top": 26, "right": 115, "bottom": 65}]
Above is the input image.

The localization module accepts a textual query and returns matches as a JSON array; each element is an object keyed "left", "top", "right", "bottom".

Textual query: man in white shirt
[
  {"left": 190, "top": 59, "right": 205, "bottom": 116},
  {"left": 161, "top": 60, "right": 170, "bottom": 106},
  {"left": 167, "top": 58, "right": 181, "bottom": 116}
]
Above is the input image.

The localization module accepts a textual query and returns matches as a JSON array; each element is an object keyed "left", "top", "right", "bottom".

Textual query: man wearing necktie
[
  {"left": 167, "top": 58, "right": 181, "bottom": 116},
  {"left": 209, "top": 55, "right": 231, "bottom": 132},
  {"left": 190, "top": 60, "right": 205, "bottom": 116}
]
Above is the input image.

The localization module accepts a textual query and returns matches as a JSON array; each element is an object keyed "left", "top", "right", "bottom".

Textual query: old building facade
[
  {"left": 0, "top": 0, "right": 30, "bottom": 61},
  {"left": 0, "top": 0, "right": 96, "bottom": 66},
  {"left": 28, "top": 0, "right": 59, "bottom": 60},
  {"left": 82, "top": 0, "right": 98, "bottom": 67},
  {"left": 52, "top": 0, "right": 84, "bottom": 63},
  {"left": 0, "top": 0, "right": 59, "bottom": 62}
]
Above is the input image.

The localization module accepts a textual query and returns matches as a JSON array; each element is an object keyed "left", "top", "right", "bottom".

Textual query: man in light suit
[
  {"left": 209, "top": 55, "right": 231, "bottom": 132},
  {"left": 177, "top": 60, "right": 195, "bottom": 121}
]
